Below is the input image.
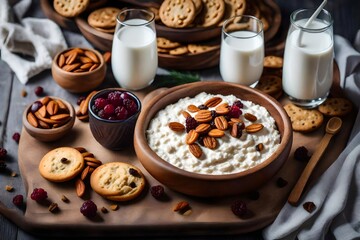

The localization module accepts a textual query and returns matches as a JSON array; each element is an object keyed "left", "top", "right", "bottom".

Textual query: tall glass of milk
[
  {"left": 282, "top": 9, "right": 333, "bottom": 108},
  {"left": 111, "top": 9, "right": 157, "bottom": 90},
  {"left": 220, "top": 15, "right": 264, "bottom": 86}
]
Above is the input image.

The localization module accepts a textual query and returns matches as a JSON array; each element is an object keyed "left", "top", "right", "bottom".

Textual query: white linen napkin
[
  {"left": 0, "top": 0, "right": 67, "bottom": 84},
  {"left": 262, "top": 32, "right": 360, "bottom": 240}
]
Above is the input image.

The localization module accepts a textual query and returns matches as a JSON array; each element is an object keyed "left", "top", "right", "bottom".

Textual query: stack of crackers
[{"left": 157, "top": 37, "right": 219, "bottom": 56}]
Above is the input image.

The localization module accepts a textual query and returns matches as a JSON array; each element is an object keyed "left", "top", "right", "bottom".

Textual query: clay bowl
[
  {"left": 134, "top": 82, "right": 292, "bottom": 197},
  {"left": 51, "top": 47, "right": 106, "bottom": 93},
  {"left": 23, "top": 96, "right": 75, "bottom": 142}
]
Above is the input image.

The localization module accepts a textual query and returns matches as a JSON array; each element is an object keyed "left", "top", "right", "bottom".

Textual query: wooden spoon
[{"left": 288, "top": 117, "right": 343, "bottom": 206}]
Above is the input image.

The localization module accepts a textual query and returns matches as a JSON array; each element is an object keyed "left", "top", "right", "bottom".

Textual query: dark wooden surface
[{"left": 0, "top": 0, "right": 358, "bottom": 239}]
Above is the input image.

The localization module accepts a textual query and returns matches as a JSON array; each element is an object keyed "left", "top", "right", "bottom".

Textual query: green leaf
[{"left": 151, "top": 71, "right": 200, "bottom": 88}]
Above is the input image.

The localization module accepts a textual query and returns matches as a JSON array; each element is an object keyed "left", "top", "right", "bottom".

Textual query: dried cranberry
[
  {"left": 233, "top": 100, "right": 244, "bottom": 109},
  {"left": 30, "top": 101, "right": 43, "bottom": 113},
  {"left": 77, "top": 96, "right": 86, "bottom": 106},
  {"left": 12, "top": 194, "right": 24, "bottom": 207},
  {"left": 12, "top": 132, "right": 20, "bottom": 143},
  {"left": 0, "top": 147, "right": 7, "bottom": 159},
  {"left": 150, "top": 185, "right": 165, "bottom": 200},
  {"left": 120, "top": 92, "right": 131, "bottom": 100},
  {"left": 228, "top": 105, "right": 242, "bottom": 118},
  {"left": 34, "top": 86, "right": 44, "bottom": 96},
  {"left": 276, "top": 177, "right": 288, "bottom": 188},
  {"left": 94, "top": 98, "right": 108, "bottom": 109},
  {"left": 303, "top": 201, "right": 316, "bottom": 213},
  {"left": 231, "top": 200, "right": 247, "bottom": 217},
  {"left": 185, "top": 117, "right": 197, "bottom": 132},
  {"left": 124, "top": 99, "right": 137, "bottom": 115},
  {"left": 30, "top": 188, "right": 48, "bottom": 201},
  {"left": 115, "top": 106, "right": 128, "bottom": 120},
  {"left": 103, "top": 104, "right": 115, "bottom": 116},
  {"left": 80, "top": 200, "right": 97, "bottom": 218},
  {"left": 107, "top": 91, "right": 122, "bottom": 107},
  {"left": 294, "top": 146, "right": 311, "bottom": 161},
  {"left": 198, "top": 104, "right": 208, "bottom": 110}
]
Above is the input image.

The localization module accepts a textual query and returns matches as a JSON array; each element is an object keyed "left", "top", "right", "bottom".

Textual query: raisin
[
  {"left": 129, "top": 168, "right": 141, "bottom": 177},
  {"left": 34, "top": 86, "right": 44, "bottom": 96},
  {"left": 231, "top": 200, "right": 248, "bottom": 217},
  {"left": 80, "top": 200, "right": 97, "bottom": 218},
  {"left": 12, "top": 194, "right": 24, "bottom": 207},
  {"left": 303, "top": 201, "right": 316, "bottom": 213},
  {"left": 198, "top": 104, "right": 208, "bottom": 110},
  {"left": 185, "top": 117, "right": 197, "bottom": 132},
  {"left": 294, "top": 146, "right": 311, "bottom": 161},
  {"left": 0, "top": 148, "right": 7, "bottom": 159},
  {"left": 12, "top": 132, "right": 20, "bottom": 143},
  {"left": 150, "top": 185, "right": 165, "bottom": 200}
]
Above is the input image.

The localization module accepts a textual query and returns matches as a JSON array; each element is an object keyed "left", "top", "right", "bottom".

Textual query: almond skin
[
  {"left": 244, "top": 113, "right": 258, "bottom": 122},
  {"left": 208, "top": 129, "right": 225, "bottom": 138},
  {"left": 245, "top": 123, "right": 264, "bottom": 133},
  {"left": 187, "top": 104, "right": 200, "bottom": 113},
  {"left": 75, "top": 178, "right": 86, "bottom": 197},
  {"left": 195, "top": 123, "right": 210, "bottom": 134},
  {"left": 194, "top": 110, "right": 212, "bottom": 123},
  {"left": 214, "top": 116, "right": 228, "bottom": 130},
  {"left": 203, "top": 136, "right": 217, "bottom": 149},
  {"left": 169, "top": 122, "right": 185, "bottom": 132},
  {"left": 186, "top": 130, "right": 199, "bottom": 144},
  {"left": 188, "top": 144, "right": 202, "bottom": 158},
  {"left": 204, "top": 97, "right": 222, "bottom": 107}
]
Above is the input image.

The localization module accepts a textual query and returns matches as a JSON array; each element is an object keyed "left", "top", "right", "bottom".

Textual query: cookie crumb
[
  {"left": 5, "top": 185, "right": 14, "bottom": 192},
  {"left": 61, "top": 195, "right": 70, "bottom": 203},
  {"left": 110, "top": 204, "right": 119, "bottom": 211},
  {"left": 101, "top": 206, "right": 108, "bottom": 213},
  {"left": 303, "top": 201, "right": 316, "bottom": 213},
  {"left": 48, "top": 202, "right": 59, "bottom": 213}
]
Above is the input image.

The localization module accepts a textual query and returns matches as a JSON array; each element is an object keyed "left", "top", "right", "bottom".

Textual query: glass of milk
[
  {"left": 220, "top": 15, "right": 264, "bottom": 86},
  {"left": 282, "top": 9, "right": 333, "bottom": 108},
  {"left": 111, "top": 9, "right": 157, "bottom": 90}
]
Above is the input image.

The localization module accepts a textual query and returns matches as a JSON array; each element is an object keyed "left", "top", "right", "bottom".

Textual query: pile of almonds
[
  {"left": 76, "top": 90, "right": 98, "bottom": 122},
  {"left": 168, "top": 96, "right": 264, "bottom": 158},
  {"left": 58, "top": 48, "right": 100, "bottom": 73},
  {"left": 27, "top": 96, "right": 72, "bottom": 129}
]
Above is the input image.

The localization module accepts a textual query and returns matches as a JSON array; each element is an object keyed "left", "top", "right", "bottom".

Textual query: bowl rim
[
  {"left": 135, "top": 81, "right": 292, "bottom": 180},
  {"left": 52, "top": 47, "right": 105, "bottom": 76},
  {"left": 23, "top": 96, "right": 75, "bottom": 134},
  {"left": 88, "top": 88, "right": 142, "bottom": 123}
]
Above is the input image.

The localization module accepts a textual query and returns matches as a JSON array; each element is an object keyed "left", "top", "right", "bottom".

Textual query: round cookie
[
  {"left": 255, "top": 75, "right": 282, "bottom": 98},
  {"left": 219, "top": 0, "right": 247, "bottom": 26},
  {"left": 53, "top": 0, "right": 90, "bottom": 18},
  {"left": 157, "top": 37, "right": 181, "bottom": 49},
  {"left": 192, "top": 0, "right": 203, "bottom": 15},
  {"left": 39, "top": 147, "right": 85, "bottom": 182},
  {"left": 284, "top": 103, "right": 324, "bottom": 132},
  {"left": 264, "top": 56, "right": 283, "bottom": 68},
  {"left": 159, "top": 0, "right": 196, "bottom": 28},
  {"left": 169, "top": 46, "right": 189, "bottom": 55},
  {"left": 87, "top": 7, "right": 121, "bottom": 29},
  {"left": 318, "top": 97, "right": 353, "bottom": 116},
  {"left": 187, "top": 44, "right": 218, "bottom": 54},
  {"left": 90, "top": 162, "right": 146, "bottom": 201},
  {"left": 196, "top": 0, "right": 225, "bottom": 27}
]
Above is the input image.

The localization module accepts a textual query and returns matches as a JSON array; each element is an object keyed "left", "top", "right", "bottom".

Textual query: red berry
[
  {"left": 80, "top": 200, "right": 97, "bottom": 218},
  {"left": 12, "top": 194, "right": 24, "bottom": 207},
  {"left": 30, "top": 101, "right": 43, "bottom": 113},
  {"left": 30, "top": 188, "right": 48, "bottom": 201},
  {"left": 120, "top": 92, "right": 131, "bottom": 100},
  {"left": 12, "top": 132, "right": 20, "bottom": 143},
  {"left": 97, "top": 109, "right": 107, "bottom": 119},
  {"left": 107, "top": 91, "right": 123, "bottom": 107},
  {"left": 115, "top": 106, "right": 128, "bottom": 120},
  {"left": 150, "top": 185, "right": 165, "bottom": 200},
  {"left": 0, "top": 147, "right": 7, "bottom": 159},
  {"left": 233, "top": 100, "right": 244, "bottom": 109},
  {"left": 34, "top": 86, "right": 44, "bottom": 96},
  {"left": 231, "top": 200, "right": 247, "bottom": 217},
  {"left": 228, "top": 105, "right": 242, "bottom": 118},
  {"left": 94, "top": 98, "right": 108, "bottom": 109},
  {"left": 185, "top": 117, "right": 197, "bottom": 132},
  {"left": 123, "top": 99, "right": 138, "bottom": 115},
  {"left": 103, "top": 104, "right": 115, "bottom": 116}
]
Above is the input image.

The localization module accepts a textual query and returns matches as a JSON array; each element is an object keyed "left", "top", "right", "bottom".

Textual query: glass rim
[
  {"left": 290, "top": 8, "right": 333, "bottom": 32},
  {"left": 222, "top": 15, "right": 264, "bottom": 39},
  {"left": 116, "top": 8, "right": 155, "bottom": 26}
]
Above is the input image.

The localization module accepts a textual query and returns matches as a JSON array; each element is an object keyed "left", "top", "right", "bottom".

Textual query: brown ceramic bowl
[
  {"left": 134, "top": 82, "right": 292, "bottom": 197},
  {"left": 23, "top": 96, "right": 75, "bottom": 142},
  {"left": 51, "top": 47, "right": 106, "bottom": 93}
]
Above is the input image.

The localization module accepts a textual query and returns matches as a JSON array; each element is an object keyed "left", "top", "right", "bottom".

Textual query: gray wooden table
[{"left": 1, "top": 0, "right": 359, "bottom": 239}]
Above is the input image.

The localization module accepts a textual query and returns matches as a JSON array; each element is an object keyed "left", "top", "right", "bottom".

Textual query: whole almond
[
  {"left": 244, "top": 113, "right": 257, "bottom": 122},
  {"left": 181, "top": 110, "right": 191, "bottom": 118},
  {"left": 194, "top": 110, "right": 212, "bottom": 123},
  {"left": 80, "top": 62, "right": 93, "bottom": 70},
  {"left": 208, "top": 129, "right": 225, "bottom": 138},
  {"left": 215, "top": 103, "right": 230, "bottom": 115},
  {"left": 56, "top": 99, "right": 68, "bottom": 111},
  {"left": 37, "top": 105, "right": 47, "bottom": 118},
  {"left": 81, "top": 152, "right": 94, "bottom": 158},
  {"left": 214, "top": 116, "right": 228, "bottom": 130},
  {"left": 188, "top": 144, "right": 202, "bottom": 158},
  {"left": 38, "top": 120, "right": 51, "bottom": 129},
  {"left": 79, "top": 56, "right": 93, "bottom": 63},
  {"left": 84, "top": 156, "right": 103, "bottom": 166},
  {"left": 89, "top": 63, "right": 99, "bottom": 71},
  {"left": 195, "top": 123, "right": 210, "bottom": 134},
  {"left": 74, "top": 147, "right": 87, "bottom": 153},
  {"left": 169, "top": 122, "right": 185, "bottom": 132},
  {"left": 77, "top": 114, "right": 89, "bottom": 122},
  {"left": 50, "top": 113, "right": 70, "bottom": 121},
  {"left": 75, "top": 178, "right": 86, "bottom": 197},
  {"left": 62, "top": 63, "right": 81, "bottom": 72},
  {"left": 187, "top": 104, "right": 200, "bottom": 113},
  {"left": 65, "top": 51, "right": 78, "bottom": 65},
  {"left": 186, "top": 130, "right": 199, "bottom": 144},
  {"left": 81, "top": 166, "right": 91, "bottom": 180},
  {"left": 46, "top": 100, "right": 59, "bottom": 116},
  {"left": 80, "top": 91, "right": 97, "bottom": 115},
  {"left": 58, "top": 54, "right": 65, "bottom": 68},
  {"left": 41, "top": 96, "right": 50, "bottom": 105},
  {"left": 231, "top": 123, "right": 242, "bottom": 138},
  {"left": 204, "top": 97, "right": 222, "bottom": 107},
  {"left": 84, "top": 50, "right": 99, "bottom": 63},
  {"left": 245, "top": 123, "right": 264, "bottom": 133},
  {"left": 173, "top": 201, "right": 190, "bottom": 212},
  {"left": 103, "top": 51, "right": 111, "bottom": 63},
  {"left": 203, "top": 136, "right": 217, "bottom": 149},
  {"left": 27, "top": 112, "right": 38, "bottom": 128}
]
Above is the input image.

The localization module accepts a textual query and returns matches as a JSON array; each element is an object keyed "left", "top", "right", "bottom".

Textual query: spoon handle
[{"left": 288, "top": 133, "right": 333, "bottom": 205}]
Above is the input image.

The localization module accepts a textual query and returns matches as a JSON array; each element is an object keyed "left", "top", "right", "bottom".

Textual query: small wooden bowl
[
  {"left": 134, "top": 82, "right": 292, "bottom": 197},
  {"left": 51, "top": 47, "right": 106, "bottom": 93},
  {"left": 23, "top": 97, "right": 75, "bottom": 142}
]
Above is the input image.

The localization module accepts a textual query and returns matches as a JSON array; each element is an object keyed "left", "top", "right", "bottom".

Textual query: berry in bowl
[{"left": 88, "top": 88, "right": 141, "bottom": 150}]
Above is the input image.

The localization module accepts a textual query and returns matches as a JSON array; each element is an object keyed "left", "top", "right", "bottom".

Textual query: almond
[
  {"left": 186, "top": 130, "right": 199, "bottom": 144},
  {"left": 79, "top": 56, "right": 93, "bottom": 63},
  {"left": 204, "top": 97, "right": 222, "bottom": 107},
  {"left": 38, "top": 120, "right": 51, "bottom": 129},
  {"left": 65, "top": 51, "right": 78, "bottom": 65},
  {"left": 244, "top": 113, "right": 257, "bottom": 122},
  {"left": 203, "top": 136, "right": 217, "bottom": 149},
  {"left": 37, "top": 105, "right": 47, "bottom": 118},
  {"left": 214, "top": 116, "right": 228, "bottom": 130},
  {"left": 58, "top": 54, "right": 65, "bottom": 68},
  {"left": 89, "top": 63, "right": 99, "bottom": 71},
  {"left": 181, "top": 110, "right": 191, "bottom": 118},
  {"left": 194, "top": 110, "right": 212, "bottom": 123},
  {"left": 84, "top": 50, "right": 99, "bottom": 63},
  {"left": 50, "top": 113, "right": 70, "bottom": 121},
  {"left": 75, "top": 178, "right": 85, "bottom": 197},
  {"left": 62, "top": 63, "right": 81, "bottom": 72},
  {"left": 187, "top": 104, "right": 200, "bottom": 113},
  {"left": 81, "top": 166, "right": 91, "bottom": 180},
  {"left": 195, "top": 123, "right": 210, "bottom": 134},
  {"left": 81, "top": 152, "right": 94, "bottom": 158},
  {"left": 173, "top": 201, "right": 190, "bottom": 212},
  {"left": 103, "top": 51, "right": 111, "bottom": 63},
  {"left": 215, "top": 103, "right": 230, "bottom": 115},
  {"left": 80, "top": 62, "right": 93, "bottom": 70},
  {"left": 208, "top": 129, "right": 225, "bottom": 138},
  {"left": 188, "top": 144, "right": 202, "bottom": 158},
  {"left": 46, "top": 100, "right": 59, "bottom": 116},
  {"left": 169, "top": 122, "right": 185, "bottom": 132},
  {"left": 245, "top": 123, "right": 264, "bottom": 133},
  {"left": 74, "top": 147, "right": 87, "bottom": 153},
  {"left": 256, "top": 143, "right": 264, "bottom": 151},
  {"left": 86, "top": 161, "right": 101, "bottom": 168},
  {"left": 64, "top": 48, "right": 84, "bottom": 57},
  {"left": 77, "top": 114, "right": 89, "bottom": 122},
  {"left": 228, "top": 117, "right": 243, "bottom": 126},
  {"left": 41, "top": 96, "right": 51, "bottom": 105},
  {"left": 55, "top": 99, "right": 68, "bottom": 111},
  {"left": 84, "top": 156, "right": 103, "bottom": 166},
  {"left": 80, "top": 91, "right": 97, "bottom": 115},
  {"left": 27, "top": 112, "right": 38, "bottom": 128},
  {"left": 231, "top": 123, "right": 242, "bottom": 138}
]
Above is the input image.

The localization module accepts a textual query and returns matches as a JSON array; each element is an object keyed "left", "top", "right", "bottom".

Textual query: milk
[
  {"left": 220, "top": 31, "right": 264, "bottom": 86},
  {"left": 282, "top": 19, "right": 333, "bottom": 101},
  {"left": 111, "top": 19, "right": 157, "bottom": 90}
]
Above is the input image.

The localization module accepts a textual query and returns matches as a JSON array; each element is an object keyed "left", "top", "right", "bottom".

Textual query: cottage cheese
[{"left": 146, "top": 92, "right": 280, "bottom": 175}]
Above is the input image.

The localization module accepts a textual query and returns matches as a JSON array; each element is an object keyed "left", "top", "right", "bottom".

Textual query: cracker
[
  {"left": 284, "top": 103, "right": 324, "bottom": 132},
  {"left": 255, "top": 75, "right": 282, "bottom": 98},
  {"left": 157, "top": 37, "right": 181, "bottom": 49},
  {"left": 196, "top": 0, "right": 225, "bottom": 27},
  {"left": 90, "top": 162, "right": 146, "bottom": 201},
  {"left": 157, "top": 47, "right": 170, "bottom": 54},
  {"left": 53, "top": 0, "right": 90, "bottom": 18},
  {"left": 187, "top": 44, "right": 218, "bottom": 54},
  {"left": 159, "top": 0, "right": 196, "bottom": 28},
  {"left": 87, "top": 7, "right": 121, "bottom": 28},
  {"left": 264, "top": 55, "right": 283, "bottom": 68},
  {"left": 169, "top": 45, "right": 189, "bottom": 55},
  {"left": 39, "top": 147, "right": 85, "bottom": 182},
  {"left": 318, "top": 97, "right": 353, "bottom": 116}
]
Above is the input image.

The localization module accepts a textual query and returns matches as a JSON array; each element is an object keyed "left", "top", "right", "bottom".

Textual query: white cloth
[
  {"left": 263, "top": 32, "right": 360, "bottom": 240},
  {"left": 0, "top": 0, "right": 67, "bottom": 84}
]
